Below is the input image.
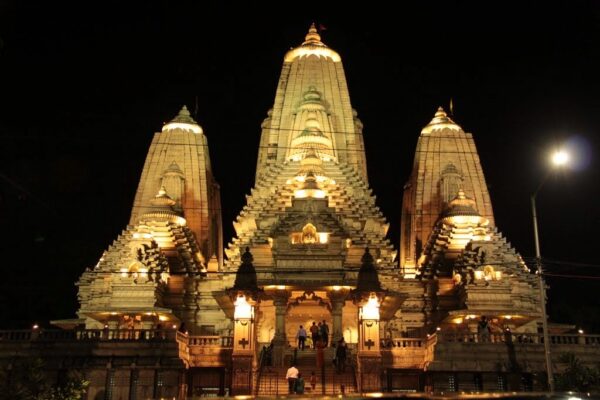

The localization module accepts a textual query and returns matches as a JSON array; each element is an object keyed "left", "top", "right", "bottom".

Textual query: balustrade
[{"left": 434, "top": 331, "right": 600, "bottom": 346}]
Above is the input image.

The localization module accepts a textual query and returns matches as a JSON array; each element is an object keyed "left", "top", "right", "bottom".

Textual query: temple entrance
[
  {"left": 285, "top": 290, "right": 332, "bottom": 348},
  {"left": 254, "top": 288, "right": 359, "bottom": 368}
]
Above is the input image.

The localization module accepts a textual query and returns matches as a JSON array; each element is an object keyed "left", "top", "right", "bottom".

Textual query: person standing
[
  {"left": 335, "top": 338, "right": 347, "bottom": 373},
  {"left": 309, "top": 321, "right": 319, "bottom": 349},
  {"left": 286, "top": 364, "right": 299, "bottom": 394},
  {"left": 309, "top": 371, "right": 317, "bottom": 392},
  {"left": 478, "top": 316, "right": 490, "bottom": 342},
  {"left": 316, "top": 337, "right": 325, "bottom": 369},
  {"left": 295, "top": 372, "right": 305, "bottom": 394},
  {"left": 321, "top": 320, "right": 330, "bottom": 347},
  {"left": 296, "top": 325, "right": 307, "bottom": 350}
]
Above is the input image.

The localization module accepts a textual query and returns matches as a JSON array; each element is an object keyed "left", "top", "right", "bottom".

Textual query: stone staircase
[{"left": 256, "top": 349, "right": 357, "bottom": 396}]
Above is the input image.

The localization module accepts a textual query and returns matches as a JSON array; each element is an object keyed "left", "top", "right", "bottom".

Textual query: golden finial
[
  {"left": 303, "top": 22, "right": 323, "bottom": 46},
  {"left": 421, "top": 106, "right": 461, "bottom": 135}
]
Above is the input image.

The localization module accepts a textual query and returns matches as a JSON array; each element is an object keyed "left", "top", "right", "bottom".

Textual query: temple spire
[
  {"left": 169, "top": 105, "right": 197, "bottom": 124},
  {"left": 162, "top": 105, "right": 203, "bottom": 134},
  {"left": 421, "top": 106, "right": 461, "bottom": 135},
  {"left": 303, "top": 23, "right": 324, "bottom": 46}
]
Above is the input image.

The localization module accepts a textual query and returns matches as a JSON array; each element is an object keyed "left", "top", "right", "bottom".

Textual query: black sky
[{"left": 1, "top": 2, "right": 599, "bottom": 331}]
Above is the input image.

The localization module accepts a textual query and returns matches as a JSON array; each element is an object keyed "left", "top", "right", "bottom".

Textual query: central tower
[
  {"left": 255, "top": 24, "right": 368, "bottom": 183},
  {"left": 223, "top": 25, "right": 396, "bottom": 362}
]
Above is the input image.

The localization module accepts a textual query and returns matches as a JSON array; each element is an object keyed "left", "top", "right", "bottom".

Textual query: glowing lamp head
[
  {"left": 234, "top": 294, "right": 253, "bottom": 320},
  {"left": 361, "top": 293, "right": 380, "bottom": 321},
  {"left": 551, "top": 150, "right": 569, "bottom": 166}
]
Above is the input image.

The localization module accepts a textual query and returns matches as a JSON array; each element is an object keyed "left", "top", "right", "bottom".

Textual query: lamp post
[{"left": 531, "top": 150, "right": 568, "bottom": 393}]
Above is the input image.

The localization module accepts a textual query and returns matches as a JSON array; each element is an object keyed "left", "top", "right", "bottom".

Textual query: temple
[{"left": 0, "top": 24, "right": 598, "bottom": 398}]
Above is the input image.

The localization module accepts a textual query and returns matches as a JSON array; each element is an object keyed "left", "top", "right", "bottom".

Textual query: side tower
[
  {"left": 400, "top": 108, "right": 494, "bottom": 277},
  {"left": 130, "top": 106, "right": 223, "bottom": 270},
  {"left": 76, "top": 107, "right": 223, "bottom": 331},
  {"left": 396, "top": 108, "right": 540, "bottom": 335}
]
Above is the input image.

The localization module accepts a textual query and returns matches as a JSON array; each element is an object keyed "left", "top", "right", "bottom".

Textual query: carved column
[
  {"left": 272, "top": 291, "right": 290, "bottom": 366},
  {"left": 231, "top": 294, "right": 256, "bottom": 395},
  {"left": 357, "top": 296, "right": 382, "bottom": 393},
  {"left": 351, "top": 248, "right": 385, "bottom": 392},
  {"left": 330, "top": 292, "right": 346, "bottom": 345}
]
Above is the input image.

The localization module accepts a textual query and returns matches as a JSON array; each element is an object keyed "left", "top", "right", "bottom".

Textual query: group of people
[{"left": 296, "top": 320, "right": 330, "bottom": 350}]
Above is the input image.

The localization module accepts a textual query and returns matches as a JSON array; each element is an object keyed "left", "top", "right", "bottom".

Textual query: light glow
[
  {"left": 551, "top": 150, "right": 569, "bottom": 166},
  {"left": 234, "top": 294, "right": 253, "bottom": 320},
  {"left": 162, "top": 122, "right": 202, "bottom": 134},
  {"left": 294, "top": 188, "right": 326, "bottom": 198},
  {"left": 284, "top": 46, "right": 341, "bottom": 63},
  {"left": 361, "top": 294, "right": 380, "bottom": 321}
]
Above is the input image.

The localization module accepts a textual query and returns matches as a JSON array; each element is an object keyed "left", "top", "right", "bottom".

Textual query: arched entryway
[{"left": 285, "top": 291, "right": 332, "bottom": 348}]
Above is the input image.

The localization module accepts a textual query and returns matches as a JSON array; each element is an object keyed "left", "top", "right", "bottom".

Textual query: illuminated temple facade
[{"left": 1, "top": 25, "right": 599, "bottom": 398}]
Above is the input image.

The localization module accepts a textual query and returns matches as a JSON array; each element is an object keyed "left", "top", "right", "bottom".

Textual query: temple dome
[
  {"left": 442, "top": 189, "right": 489, "bottom": 226},
  {"left": 284, "top": 23, "right": 341, "bottom": 63},
  {"left": 421, "top": 107, "right": 462, "bottom": 135},
  {"left": 142, "top": 187, "right": 186, "bottom": 225},
  {"left": 162, "top": 105, "right": 203, "bottom": 134}
]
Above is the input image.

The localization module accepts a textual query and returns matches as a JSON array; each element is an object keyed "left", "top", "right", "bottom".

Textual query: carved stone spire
[
  {"left": 233, "top": 247, "right": 259, "bottom": 292},
  {"left": 355, "top": 248, "right": 382, "bottom": 293},
  {"left": 169, "top": 105, "right": 197, "bottom": 124}
]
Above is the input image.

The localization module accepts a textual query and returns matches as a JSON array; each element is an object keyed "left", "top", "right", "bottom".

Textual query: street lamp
[{"left": 531, "top": 149, "right": 569, "bottom": 393}]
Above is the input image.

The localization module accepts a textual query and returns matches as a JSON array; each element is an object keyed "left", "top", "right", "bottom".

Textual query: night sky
[{"left": 1, "top": 2, "right": 599, "bottom": 331}]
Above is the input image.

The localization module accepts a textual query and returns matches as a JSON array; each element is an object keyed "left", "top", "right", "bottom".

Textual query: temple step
[{"left": 256, "top": 365, "right": 357, "bottom": 396}]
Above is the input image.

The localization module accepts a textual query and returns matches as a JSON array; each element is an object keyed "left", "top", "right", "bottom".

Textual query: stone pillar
[
  {"left": 272, "top": 292, "right": 289, "bottom": 366},
  {"left": 183, "top": 277, "right": 198, "bottom": 333},
  {"left": 356, "top": 295, "right": 382, "bottom": 392},
  {"left": 231, "top": 294, "right": 256, "bottom": 395},
  {"left": 330, "top": 296, "right": 345, "bottom": 344}
]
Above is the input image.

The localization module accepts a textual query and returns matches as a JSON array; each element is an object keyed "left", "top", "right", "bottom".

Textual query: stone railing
[
  {"left": 0, "top": 329, "right": 179, "bottom": 342},
  {"left": 380, "top": 337, "right": 424, "bottom": 349},
  {"left": 0, "top": 329, "right": 235, "bottom": 348},
  {"left": 186, "top": 335, "right": 233, "bottom": 348},
  {"left": 435, "top": 331, "right": 600, "bottom": 346},
  {"left": 380, "top": 337, "right": 435, "bottom": 369}
]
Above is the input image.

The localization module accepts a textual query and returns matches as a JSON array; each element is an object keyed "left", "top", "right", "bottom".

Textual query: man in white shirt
[
  {"left": 286, "top": 364, "right": 299, "bottom": 394},
  {"left": 296, "top": 325, "right": 307, "bottom": 350}
]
